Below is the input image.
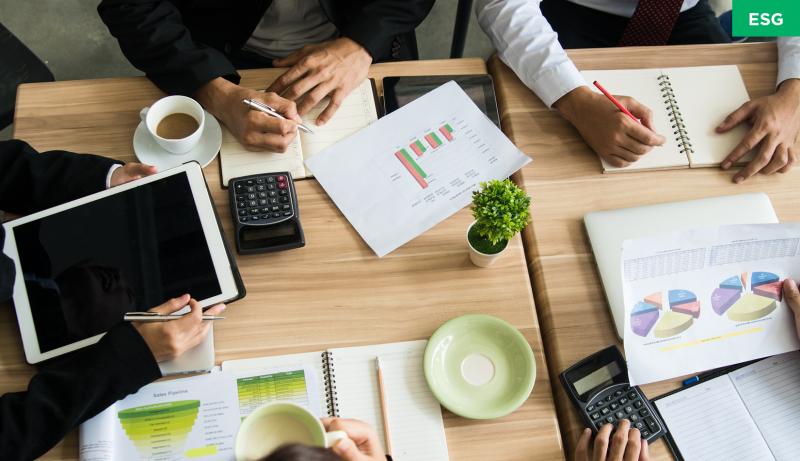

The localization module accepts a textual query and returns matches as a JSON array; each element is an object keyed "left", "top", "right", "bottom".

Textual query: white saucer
[{"left": 133, "top": 110, "right": 222, "bottom": 170}]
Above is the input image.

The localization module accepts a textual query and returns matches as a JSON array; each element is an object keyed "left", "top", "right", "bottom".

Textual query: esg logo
[{"left": 748, "top": 12, "right": 784, "bottom": 26}]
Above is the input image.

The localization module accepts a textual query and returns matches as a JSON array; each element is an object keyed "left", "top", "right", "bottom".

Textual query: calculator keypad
[
  {"left": 588, "top": 386, "right": 662, "bottom": 440},
  {"left": 233, "top": 174, "right": 295, "bottom": 226}
]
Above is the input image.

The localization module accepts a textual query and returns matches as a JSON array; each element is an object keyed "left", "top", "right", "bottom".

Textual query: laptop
[{"left": 584, "top": 193, "right": 778, "bottom": 339}]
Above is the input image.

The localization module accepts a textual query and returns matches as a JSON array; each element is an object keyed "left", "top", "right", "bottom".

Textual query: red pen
[{"left": 593, "top": 80, "right": 640, "bottom": 124}]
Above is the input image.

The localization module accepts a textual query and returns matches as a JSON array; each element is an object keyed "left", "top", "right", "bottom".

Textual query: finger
[
  {"left": 783, "top": 279, "right": 800, "bottom": 317},
  {"left": 717, "top": 101, "right": 753, "bottom": 133},
  {"left": 126, "top": 163, "right": 158, "bottom": 177},
  {"left": 619, "top": 135, "right": 654, "bottom": 157},
  {"left": 316, "top": 90, "right": 345, "bottom": 125},
  {"left": 733, "top": 136, "right": 778, "bottom": 183},
  {"left": 761, "top": 144, "right": 790, "bottom": 175},
  {"left": 779, "top": 148, "right": 797, "bottom": 173},
  {"left": 575, "top": 428, "right": 592, "bottom": 461},
  {"left": 611, "top": 147, "right": 642, "bottom": 163},
  {"left": 624, "top": 119, "right": 666, "bottom": 147},
  {"left": 268, "top": 65, "right": 312, "bottom": 97},
  {"left": 608, "top": 420, "right": 630, "bottom": 461},
  {"left": 203, "top": 303, "right": 226, "bottom": 317},
  {"left": 593, "top": 424, "right": 613, "bottom": 461},
  {"left": 246, "top": 111, "right": 297, "bottom": 137},
  {"left": 296, "top": 82, "right": 336, "bottom": 116},
  {"left": 623, "top": 429, "right": 641, "bottom": 461},
  {"left": 722, "top": 128, "right": 765, "bottom": 169},
  {"left": 272, "top": 50, "right": 305, "bottom": 68},
  {"left": 283, "top": 73, "right": 326, "bottom": 103},
  {"left": 604, "top": 154, "right": 631, "bottom": 169},
  {"left": 620, "top": 97, "right": 654, "bottom": 130},
  {"left": 259, "top": 93, "right": 302, "bottom": 123},
  {"left": 242, "top": 130, "right": 297, "bottom": 152},
  {"left": 639, "top": 439, "right": 649, "bottom": 461},
  {"left": 148, "top": 294, "right": 191, "bottom": 314},
  {"left": 174, "top": 298, "right": 204, "bottom": 332},
  {"left": 331, "top": 437, "right": 368, "bottom": 461}
]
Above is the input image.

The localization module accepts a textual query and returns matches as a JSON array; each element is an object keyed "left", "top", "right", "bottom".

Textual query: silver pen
[
  {"left": 124, "top": 312, "right": 225, "bottom": 322},
  {"left": 242, "top": 99, "right": 314, "bottom": 134}
]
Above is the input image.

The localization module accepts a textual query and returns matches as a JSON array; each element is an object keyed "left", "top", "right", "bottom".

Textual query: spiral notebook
[
  {"left": 222, "top": 340, "right": 450, "bottom": 461},
  {"left": 581, "top": 65, "right": 754, "bottom": 172}
]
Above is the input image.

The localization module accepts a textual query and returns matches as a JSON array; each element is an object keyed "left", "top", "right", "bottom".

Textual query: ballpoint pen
[
  {"left": 242, "top": 99, "right": 314, "bottom": 134},
  {"left": 123, "top": 312, "right": 225, "bottom": 322}
]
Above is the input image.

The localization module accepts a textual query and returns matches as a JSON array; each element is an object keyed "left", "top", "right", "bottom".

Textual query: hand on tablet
[
  {"left": 132, "top": 294, "right": 226, "bottom": 362},
  {"left": 575, "top": 421, "right": 649, "bottom": 461},
  {"left": 110, "top": 163, "right": 157, "bottom": 187},
  {"left": 322, "top": 418, "right": 386, "bottom": 461}
]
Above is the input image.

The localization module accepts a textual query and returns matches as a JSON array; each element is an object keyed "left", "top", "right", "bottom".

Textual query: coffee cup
[
  {"left": 235, "top": 402, "right": 348, "bottom": 461},
  {"left": 139, "top": 95, "right": 205, "bottom": 155}
]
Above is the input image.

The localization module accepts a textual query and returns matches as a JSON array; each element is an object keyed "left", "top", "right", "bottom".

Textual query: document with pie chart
[{"left": 622, "top": 223, "right": 800, "bottom": 385}]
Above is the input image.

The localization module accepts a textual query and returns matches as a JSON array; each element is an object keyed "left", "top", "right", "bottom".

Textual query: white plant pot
[{"left": 467, "top": 221, "right": 508, "bottom": 268}]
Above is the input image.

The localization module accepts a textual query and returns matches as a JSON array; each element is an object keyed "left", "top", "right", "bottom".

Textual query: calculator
[
  {"left": 228, "top": 172, "right": 305, "bottom": 254},
  {"left": 560, "top": 346, "right": 666, "bottom": 443}
]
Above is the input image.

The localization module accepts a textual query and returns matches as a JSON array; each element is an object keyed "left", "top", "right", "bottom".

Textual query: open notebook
[
  {"left": 581, "top": 65, "right": 753, "bottom": 172},
  {"left": 653, "top": 351, "right": 800, "bottom": 461},
  {"left": 219, "top": 79, "right": 380, "bottom": 185},
  {"left": 79, "top": 340, "right": 448, "bottom": 461}
]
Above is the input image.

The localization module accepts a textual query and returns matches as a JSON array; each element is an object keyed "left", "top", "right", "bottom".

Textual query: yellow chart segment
[
  {"left": 118, "top": 400, "right": 200, "bottom": 459},
  {"left": 727, "top": 293, "right": 778, "bottom": 322},
  {"left": 654, "top": 310, "right": 693, "bottom": 339}
]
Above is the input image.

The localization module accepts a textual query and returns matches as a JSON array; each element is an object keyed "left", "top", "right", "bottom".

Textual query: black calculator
[
  {"left": 228, "top": 172, "right": 305, "bottom": 254},
  {"left": 560, "top": 346, "right": 666, "bottom": 443}
]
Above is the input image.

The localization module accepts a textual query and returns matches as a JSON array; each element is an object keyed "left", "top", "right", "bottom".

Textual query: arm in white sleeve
[
  {"left": 777, "top": 37, "right": 800, "bottom": 87},
  {"left": 475, "top": 0, "right": 586, "bottom": 107}
]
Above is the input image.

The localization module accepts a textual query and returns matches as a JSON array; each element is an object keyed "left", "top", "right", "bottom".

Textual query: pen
[
  {"left": 123, "top": 312, "right": 225, "bottom": 322},
  {"left": 242, "top": 99, "right": 314, "bottom": 134},
  {"left": 376, "top": 357, "right": 393, "bottom": 455},
  {"left": 592, "top": 80, "right": 640, "bottom": 124}
]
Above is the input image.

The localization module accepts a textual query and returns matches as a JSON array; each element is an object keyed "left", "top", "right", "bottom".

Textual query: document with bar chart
[
  {"left": 621, "top": 223, "right": 800, "bottom": 385},
  {"left": 305, "top": 81, "right": 531, "bottom": 257}
]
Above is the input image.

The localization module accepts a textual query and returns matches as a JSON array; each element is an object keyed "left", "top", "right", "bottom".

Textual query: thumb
[
  {"left": 148, "top": 294, "right": 191, "bottom": 315},
  {"left": 621, "top": 97, "right": 654, "bottom": 128},
  {"left": 717, "top": 102, "right": 752, "bottom": 133},
  {"left": 331, "top": 438, "right": 368, "bottom": 461},
  {"left": 783, "top": 279, "right": 800, "bottom": 315},
  {"left": 128, "top": 163, "right": 158, "bottom": 177},
  {"left": 272, "top": 53, "right": 302, "bottom": 68}
]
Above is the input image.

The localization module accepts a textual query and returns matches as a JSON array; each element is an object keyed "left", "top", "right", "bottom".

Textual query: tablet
[
  {"left": 383, "top": 75, "right": 501, "bottom": 128},
  {"left": 2, "top": 162, "right": 244, "bottom": 364}
]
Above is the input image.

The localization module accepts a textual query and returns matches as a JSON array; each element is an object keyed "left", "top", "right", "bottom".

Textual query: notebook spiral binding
[
  {"left": 658, "top": 74, "right": 694, "bottom": 156},
  {"left": 322, "top": 351, "right": 340, "bottom": 417}
]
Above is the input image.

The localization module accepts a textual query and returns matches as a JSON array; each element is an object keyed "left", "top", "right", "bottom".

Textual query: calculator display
[{"left": 574, "top": 362, "right": 622, "bottom": 398}]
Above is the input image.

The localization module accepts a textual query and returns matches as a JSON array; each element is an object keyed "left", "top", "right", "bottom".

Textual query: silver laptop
[{"left": 584, "top": 193, "right": 778, "bottom": 339}]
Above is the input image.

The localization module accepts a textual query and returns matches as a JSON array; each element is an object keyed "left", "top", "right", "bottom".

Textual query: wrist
[
  {"left": 335, "top": 37, "right": 373, "bottom": 64},
  {"left": 777, "top": 78, "right": 800, "bottom": 98},
  {"left": 194, "top": 77, "right": 240, "bottom": 119},
  {"left": 553, "top": 86, "right": 593, "bottom": 123}
]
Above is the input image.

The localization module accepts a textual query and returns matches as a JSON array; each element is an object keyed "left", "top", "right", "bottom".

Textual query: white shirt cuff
[
  {"left": 106, "top": 164, "right": 123, "bottom": 189},
  {"left": 527, "top": 60, "right": 587, "bottom": 108},
  {"left": 777, "top": 37, "right": 800, "bottom": 88}
]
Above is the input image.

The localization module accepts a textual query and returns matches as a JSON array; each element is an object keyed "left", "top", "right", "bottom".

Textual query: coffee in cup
[
  {"left": 140, "top": 95, "right": 205, "bottom": 155},
  {"left": 156, "top": 113, "right": 200, "bottom": 139}
]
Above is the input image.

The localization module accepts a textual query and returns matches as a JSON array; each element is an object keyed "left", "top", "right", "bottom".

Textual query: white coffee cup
[
  {"left": 139, "top": 95, "right": 205, "bottom": 155},
  {"left": 235, "top": 402, "right": 348, "bottom": 461}
]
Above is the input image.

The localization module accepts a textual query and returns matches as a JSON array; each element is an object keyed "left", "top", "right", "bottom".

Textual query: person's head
[{"left": 260, "top": 444, "right": 343, "bottom": 461}]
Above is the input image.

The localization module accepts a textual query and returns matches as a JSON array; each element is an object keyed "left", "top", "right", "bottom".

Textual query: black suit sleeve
[
  {"left": 341, "top": 1, "right": 435, "bottom": 61},
  {"left": 0, "top": 140, "right": 119, "bottom": 216},
  {"left": 97, "top": 0, "right": 239, "bottom": 96},
  {"left": 0, "top": 323, "right": 161, "bottom": 461}
]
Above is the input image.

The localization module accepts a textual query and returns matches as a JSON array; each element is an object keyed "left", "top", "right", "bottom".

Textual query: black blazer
[
  {"left": 98, "top": 0, "right": 435, "bottom": 96},
  {"left": 0, "top": 140, "right": 161, "bottom": 460}
]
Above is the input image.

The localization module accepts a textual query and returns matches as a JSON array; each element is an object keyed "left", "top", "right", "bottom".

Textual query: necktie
[{"left": 618, "top": 0, "right": 685, "bottom": 46}]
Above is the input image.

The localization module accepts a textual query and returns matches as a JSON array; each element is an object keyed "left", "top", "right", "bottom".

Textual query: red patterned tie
[{"left": 618, "top": 0, "right": 685, "bottom": 46}]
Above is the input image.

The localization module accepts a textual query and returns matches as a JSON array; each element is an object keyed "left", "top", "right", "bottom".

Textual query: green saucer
[{"left": 424, "top": 314, "right": 536, "bottom": 419}]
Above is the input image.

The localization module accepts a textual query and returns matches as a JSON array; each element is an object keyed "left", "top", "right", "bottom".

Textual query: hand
[
  {"left": 718, "top": 79, "right": 800, "bottom": 183},
  {"left": 321, "top": 418, "right": 386, "bottom": 461},
  {"left": 132, "top": 294, "right": 226, "bottom": 362},
  {"left": 267, "top": 38, "right": 372, "bottom": 125},
  {"left": 554, "top": 86, "right": 666, "bottom": 168},
  {"left": 195, "top": 77, "right": 301, "bottom": 152},
  {"left": 574, "top": 421, "right": 649, "bottom": 461},
  {"left": 783, "top": 279, "right": 800, "bottom": 341},
  {"left": 110, "top": 163, "right": 157, "bottom": 187}
]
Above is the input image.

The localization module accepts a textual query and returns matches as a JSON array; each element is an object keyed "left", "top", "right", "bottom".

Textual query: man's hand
[
  {"left": 267, "top": 38, "right": 372, "bottom": 126},
  {"left": 321, "top": 418, "right": 386, "bottom": 461},
  {"left": 783, "top": 279, "right": 800, "bottom": 340},
  {"left": 133, "top": 294, "right": 226, "bottom": 362},
  {"left": 110, "top": 163, "right": 157, "bottom": 187},
  {"left": 195, "top": 77, "right": 301, "bottom": 152},
  {"left": 554, "top": 86, "right": 666, "bottom": 168},
  {"left": 718, "top": 79, "right": 800, "bottom": 183},
  {"left": 575, "top": 421, "right": 649, "bottom": 461}
]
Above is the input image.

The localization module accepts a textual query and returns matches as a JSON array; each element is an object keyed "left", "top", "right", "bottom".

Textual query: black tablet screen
[{"left": 13, "top": 172, "right": 221, "bottom": 352}]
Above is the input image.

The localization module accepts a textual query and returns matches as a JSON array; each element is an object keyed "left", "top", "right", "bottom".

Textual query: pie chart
[
  {"left": 712, "top": 272, "right": 781, "bottom": 322},
  {"left": 630, "top": 290, "right": 699, "bottom": 338}
]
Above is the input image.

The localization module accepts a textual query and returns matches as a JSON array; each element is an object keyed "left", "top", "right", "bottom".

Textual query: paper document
[
  {"left": 621, "top": 224, "right": 800, "bottom": 385},
  {"left": 305, "top": 81, "right": 531, "bottom": 257}
]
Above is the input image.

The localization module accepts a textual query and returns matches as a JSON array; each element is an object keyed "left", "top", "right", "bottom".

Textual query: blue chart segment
[
  {"left": 630, "top": 290, "right": 698, "bottom": 338},
  {"left": 713, "top": 272, "right": 781, "bottom": 321}
]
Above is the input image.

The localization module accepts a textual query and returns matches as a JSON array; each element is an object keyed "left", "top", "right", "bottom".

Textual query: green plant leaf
[{"left": 470, "top": 179, "right": 531, "bottom": 246}]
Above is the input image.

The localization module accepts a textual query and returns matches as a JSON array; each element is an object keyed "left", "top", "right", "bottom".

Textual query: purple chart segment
[
  {"left": 711, "top": 287, "right": 741, "bottom": 315},
  {"left": 631, "top": 310, "right": 659, "bottom": 337}
]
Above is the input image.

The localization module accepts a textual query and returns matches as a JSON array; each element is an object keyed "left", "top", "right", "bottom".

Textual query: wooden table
[
  {"left": 489, "top": 42, "right": 800, "bottom": 459},
  {"left": 8, "top": 58, "right": 563, "bottom": 460}
]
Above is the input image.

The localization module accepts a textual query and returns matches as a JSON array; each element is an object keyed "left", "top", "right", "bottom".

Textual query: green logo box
[{"left": 733, "top": 0, "right": 800, "bottom": 36}]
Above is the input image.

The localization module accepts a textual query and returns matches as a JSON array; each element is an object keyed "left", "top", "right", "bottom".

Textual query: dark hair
[{"left": 260, "top": 444, "right": 343, "bottom": 461}]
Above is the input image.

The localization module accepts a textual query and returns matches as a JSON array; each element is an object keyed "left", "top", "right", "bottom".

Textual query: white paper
[
  {"left": 621, "top": 224, "right": 800, "bottom": 385},
  {"left": 305, "top": 81, "right": 531, "bottom": 257}
]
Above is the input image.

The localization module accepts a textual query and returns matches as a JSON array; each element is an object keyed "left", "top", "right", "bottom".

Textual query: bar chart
[{"left": 394, "top": 123, "right": 456, "bottom": 189}]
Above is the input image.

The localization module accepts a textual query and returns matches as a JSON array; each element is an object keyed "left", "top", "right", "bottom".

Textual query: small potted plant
[{"left": 467, "top": 179, "right": 531, "bottom": 267}]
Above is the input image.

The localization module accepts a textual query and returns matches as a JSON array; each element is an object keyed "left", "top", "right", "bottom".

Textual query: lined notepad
[
  {"left": 654, "top": 352, "right": 800, "bottom": 461},
  {"left": 219, "top": 79, "right": 380, "bottom": 185},
  {"left": 581, "top": 65, "right": 753, "bottom": 172}
]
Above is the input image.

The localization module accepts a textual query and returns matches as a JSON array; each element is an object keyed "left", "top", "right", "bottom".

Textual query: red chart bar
[
  {"left": 439, "top": 126, "right": 453, "bottom": 141},
  {"left": 395, "top": 151, "right": 428, "bottom": 188},
  {"left": 410, "top": 142, "right": 424, "bottom": 156},
  {"left": 424, "top": 134, "right": 440, "bottom": 149}
]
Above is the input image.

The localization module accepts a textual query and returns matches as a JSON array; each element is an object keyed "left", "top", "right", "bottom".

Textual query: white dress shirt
[{"left": 476, "top": 0, "right": 800, "bottom": 107}]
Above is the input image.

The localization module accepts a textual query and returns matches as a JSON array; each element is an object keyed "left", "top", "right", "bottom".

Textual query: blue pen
[{"left": 682, "top": 376, "right": 700, "bottom": 386}]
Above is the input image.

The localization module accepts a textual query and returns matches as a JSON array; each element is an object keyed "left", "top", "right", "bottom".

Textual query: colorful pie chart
[
  {"left": 630, "top": 290, "right": 698, "bottom": 338},
  {"left": 712, "top": 272, "right": 781, "bottom": 322}
]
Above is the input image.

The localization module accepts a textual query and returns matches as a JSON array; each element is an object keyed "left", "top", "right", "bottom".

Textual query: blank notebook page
[
  {"left": 731, "top": 351, "right": 800, "bottom": 461},
  {"left": 654, "top": 375, "right": 774, "bottom": 461},
  {"left": 330, "top": 340, "right": 449, "bottom": 461}
]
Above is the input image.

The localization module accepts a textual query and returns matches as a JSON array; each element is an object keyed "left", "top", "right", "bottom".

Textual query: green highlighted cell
[{"left": 118, "top": 400, "right": 200, "bottom": 458}]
